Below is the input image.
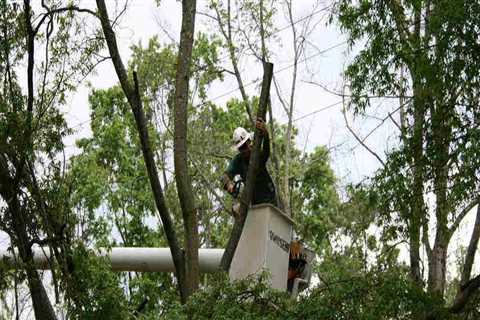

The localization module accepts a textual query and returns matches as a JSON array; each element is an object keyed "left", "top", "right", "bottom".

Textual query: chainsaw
[{"left": 231, "top": 180, "right": 244, "bottom": 217}]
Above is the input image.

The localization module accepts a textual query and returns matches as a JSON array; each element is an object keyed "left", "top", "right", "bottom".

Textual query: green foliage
[
  {"left": 70, "top": 86, "right": 160, "bottom": 247},
  {"left": 65, "top": 244, "right": 130, "bottom": 320},
  {"left": 162, "top": 266, "right": 454, "bottom": 320},
  {"left": 334, "top": 0, "right": 480, "bottom": 310},
  {"left": 165, "top": 273, "right": 292, "bottom": 319},
  {"left": 293, "top": 268, "right": 445, "bottom": 320},
  {"left": 295, "top": 146, "right": 340, "bottom": 249}
]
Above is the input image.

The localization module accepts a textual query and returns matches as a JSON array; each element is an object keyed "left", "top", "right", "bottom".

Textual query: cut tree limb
[{"left": 220, "top": 62, "right": 274, "bottom": 271}]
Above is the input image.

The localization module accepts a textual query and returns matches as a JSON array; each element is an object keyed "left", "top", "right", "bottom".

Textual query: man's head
[{"left": 232, "top": 127, "right": 252, "bottom": 156}]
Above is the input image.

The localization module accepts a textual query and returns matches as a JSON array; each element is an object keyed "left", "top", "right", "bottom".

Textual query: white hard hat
[{"left": 232, "top": 127, "right": 252, "bottom": 150}]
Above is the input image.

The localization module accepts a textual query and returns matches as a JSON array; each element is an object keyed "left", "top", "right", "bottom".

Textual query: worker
[{"left": 222, "top": 117, "right": 277, "bottom": 208}]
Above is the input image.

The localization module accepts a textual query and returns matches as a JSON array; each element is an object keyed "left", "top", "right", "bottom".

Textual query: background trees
[{"left": 335, "top": 0, "right": 480, "bottom": 315}]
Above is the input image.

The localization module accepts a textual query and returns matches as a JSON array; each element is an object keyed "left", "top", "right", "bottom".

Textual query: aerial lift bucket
[{"left": 229, "top": 204, "right": 295, "bottom": 291}]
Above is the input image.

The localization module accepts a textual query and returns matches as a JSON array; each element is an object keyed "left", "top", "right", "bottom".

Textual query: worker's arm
[
  {"left": 222, "top": 157, "right": 238, "bottom": 193},
  {"left": 222, "top": 173, "right": 235, "bottom": 193}
]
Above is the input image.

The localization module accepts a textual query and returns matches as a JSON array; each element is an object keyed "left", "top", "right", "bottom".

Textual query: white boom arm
[{"left": 0, "top": 247, "right": 224, "bottom": 273}]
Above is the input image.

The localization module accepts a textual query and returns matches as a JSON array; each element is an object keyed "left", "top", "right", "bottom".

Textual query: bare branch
[
  {"left": 212, "top": 0, "right": 254, "bottom": 126},
  {"left": 342, "top": 104, "right": 386, "bottom": 167},
  {"left": 34, "top": 6, "right": 97, "bottom": 35},
  {"left": 304, "top": 80, "right": 413, "bottom": 99},
  {"left": 272, "top": 76, "right": 289, "bottom": 114}
]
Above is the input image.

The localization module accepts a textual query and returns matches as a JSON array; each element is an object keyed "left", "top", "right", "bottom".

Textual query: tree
[
  {"left": 172, "top": 0, "right": 201, "bottom": 296},
  {"left": 335, "top": 0, "right": 480, "bottom": 314},
  {"left": 0, "top": 1, "right": 103, "bottom": 318},
  {"left": 70, "top": 31, "right": 226, "bottom": 311},
  {"left": 95, "top": 0, "right": 197, "bottom": 302}
]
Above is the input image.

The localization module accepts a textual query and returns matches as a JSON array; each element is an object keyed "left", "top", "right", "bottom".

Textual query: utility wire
[
  {"left": 68, "top": 39, "right": 349, "bottom": 132},
  {"left": 292, "top": 100, "right": 343, "bottom": 123},
  {"left": 206, "top": 40, "right": 348, "bottom": 102}
]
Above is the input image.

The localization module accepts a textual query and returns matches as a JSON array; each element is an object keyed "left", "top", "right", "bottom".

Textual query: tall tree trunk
[
  {"left": 409, "top": 80, "right": 424, "bottom": 286},
  {"left": 173, "top": 0, "right": 199, "bottom": 297},
  {"left": 95, "top": 0, "right": 188, "bottom": 302},
  {"left": 427, "top": 99, "right": 452, "bottom": 296}
]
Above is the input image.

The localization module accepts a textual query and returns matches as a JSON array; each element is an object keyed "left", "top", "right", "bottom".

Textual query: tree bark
[
  {"left": 460, "top": 204, "right": 480, "bottom": 286},
  {"left": 428, "top": 95, "right": 452, "bottom": 296},
  {"left": 408, "top": 81, "right": 425, "bottom": 286},
  {"left": 450, "top": 275, "right": 480, "bottom": 314},
  {"left": 173, "top": 0, "right": 199, "bottom": 297},
  {"left": 220, "top": 62, "right": 274, "bottom": 271},
  {"left": 95, "top": 0, "right": 188, "bottom": 302},
  {"left": 448, "top": 204, "right": 480, "bottom": 313}
]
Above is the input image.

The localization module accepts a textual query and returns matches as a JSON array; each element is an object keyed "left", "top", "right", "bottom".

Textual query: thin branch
[
  {"left": 272, "top": 76, "right": 289, "bottom": 115},
  {"left": 213, "top": 0, "right": 254, "bottom": 126},
  {"left": 342, "top": 104, "right": 386, "bottom": 166},
  {"left": 34, "top": 6, "right": 97, "bottom": 35},
  {"left": 303, "top": 80, "right": 413, "bottom": 99}
]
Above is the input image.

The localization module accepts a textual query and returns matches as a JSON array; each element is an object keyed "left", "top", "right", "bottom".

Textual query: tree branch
[
  {"left": 449, "top": 198, "right": 479, "bottom": 235},
  {"left": 460, "top": 204, "right": 480, "bottom": 285},
  {"left": 450, "top": 274, "right": 480, "bottom": 314},
  {"left": 213, "top": 0, "right": 254, "bottom": 126},
  {"left": 342, "top": 104, "right": 385, "bottom": 166},
  {"left": 34, "top": 6, "right": 97, "bottom": 35}
]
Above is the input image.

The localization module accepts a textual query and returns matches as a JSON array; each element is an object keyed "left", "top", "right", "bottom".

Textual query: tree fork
[
  {"left": 95, "top": 0, "right": 188, "bottom": 302},
  {"left": 220, "top": 62, "right": 274, "bottom": 271}
]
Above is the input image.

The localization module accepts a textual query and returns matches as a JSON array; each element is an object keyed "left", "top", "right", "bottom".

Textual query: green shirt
[{"left": 225, "top": 135, "right": 276, "bottom": 205}]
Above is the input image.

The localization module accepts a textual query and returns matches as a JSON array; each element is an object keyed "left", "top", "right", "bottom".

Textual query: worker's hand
[
  {"left": 256, "top": 117, "right": 267, "bottom": 136},
  {"left": 227, "top": 182, "right": 235, "bottom": 194}
]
